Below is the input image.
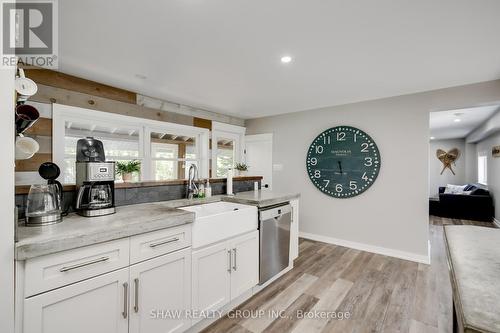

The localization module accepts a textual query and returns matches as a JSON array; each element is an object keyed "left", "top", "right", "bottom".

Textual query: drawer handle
[
  {"left": 134, "top": 278, "right": 139, "bottom": 313},
  {"left": 122, "top": 282, "right": 128, "bottom": 319},
  {"left": 59, "top": 256, "right": 110, "bottom": 272},
  {"left": 232, "top": 248, "right": 237, "bottom": 271},
  {"left": 149, "top": 237, "right": 180, "bottom": 248}
]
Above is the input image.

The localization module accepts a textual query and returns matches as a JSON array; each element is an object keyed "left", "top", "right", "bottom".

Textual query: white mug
[
  {"left": 15, "top": 136, "right": 40, "bottom": 160},
  {"left": 15, "top": 69, "right": 38, "bottom": 102}
]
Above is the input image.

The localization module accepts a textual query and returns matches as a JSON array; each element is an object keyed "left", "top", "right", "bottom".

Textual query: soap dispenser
[{"left": 205, "top": 179, "right": 212, "bottom": 198}]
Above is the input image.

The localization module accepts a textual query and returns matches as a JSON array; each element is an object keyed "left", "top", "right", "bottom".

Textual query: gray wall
[
  {"left": 475, "top": 132, "right": 500, "bottom": 220},
  {"left": 246, "top": 79, "right": 500, "bottom": 262},
  {"left": 429, "top": 139, "right": 466, "bottom": 197}
]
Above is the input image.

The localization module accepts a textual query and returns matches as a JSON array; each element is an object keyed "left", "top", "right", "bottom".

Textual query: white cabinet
[
  {"left": 191, "top": 241, "right": 232, "bottom": 320},
  {"left": 23, "top": 268, "right": 129, "bottom": 333},
  {"left": 290, "top": 199, "right": 299, "bottom": 264},
  {"left": 191, "top": 231, "right": 259, "bottom": 320},
  {"left": 230, "top": 231, "right": 259, "bottom": 300},
  {"left": 129, "top": 248, "right": 191, "bottom": 333}
]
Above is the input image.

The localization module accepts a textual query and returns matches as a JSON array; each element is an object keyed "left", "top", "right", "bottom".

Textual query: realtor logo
[{"left": 2, "top": 0, "right": 58, "bottom": 68}]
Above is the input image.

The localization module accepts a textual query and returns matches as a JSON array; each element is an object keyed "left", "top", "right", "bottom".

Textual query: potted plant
[
  {"left": 234, "top": 163, "right": 249, "bottom": 176},
  {"left": 116, "top": 160, "right": 141, "bottom": 182}
]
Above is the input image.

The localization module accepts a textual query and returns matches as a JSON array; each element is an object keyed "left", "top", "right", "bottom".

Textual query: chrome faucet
[{"left": 187, "top": 164, "right": 199, "bottom": 199}]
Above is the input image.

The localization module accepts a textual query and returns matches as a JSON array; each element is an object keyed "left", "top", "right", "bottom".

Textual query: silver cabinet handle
[
  {"left": 232, "top": 248, "right": 237, "bottom": 271},
  {"left": 122, "top": 282, "right": 128, "bottom": 319},
  {"left": 59, "top": 256, "right": 110, "bottom": 272},
  {"left": 149, "top": 237, "right": 180, "bottom": 248},
  {"left": 134, "top": 278, "right": 139, "bottom": 313},
  {"left": 291, "top": 206, "right": 294, "bottom": 223},
  {"left": 227, "top": 250, "right": 232, "bottom": 273}
]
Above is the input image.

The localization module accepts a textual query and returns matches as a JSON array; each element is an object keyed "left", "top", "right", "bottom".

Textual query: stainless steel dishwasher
[{"left": 259, "top": 202, "right": 292, "bottom": 284}]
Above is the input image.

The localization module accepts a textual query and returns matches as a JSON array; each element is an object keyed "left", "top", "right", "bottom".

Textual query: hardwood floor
[{"left": 201, "top": 216, "right": 496, "bottom": 333}]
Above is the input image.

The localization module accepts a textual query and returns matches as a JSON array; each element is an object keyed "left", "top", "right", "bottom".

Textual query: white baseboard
[
  {"left": 299, "top": 231, "right": 431, "bottom": 264},
  {"left": 493, "top": 218, "right": 500, "bottom": 228}
]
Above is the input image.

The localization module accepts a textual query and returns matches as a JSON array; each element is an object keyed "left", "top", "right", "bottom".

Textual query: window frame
[
  {"left": 477, "top": 152, "right": 488, "bottom": 185},
  {"left": 53, "top": 104, "right": 209, "bottom": 183},
  {"left": 211, "top": 121, "right": 246, "bottom": 177}
]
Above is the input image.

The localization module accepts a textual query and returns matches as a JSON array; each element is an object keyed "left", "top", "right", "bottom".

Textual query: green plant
[
  {"left": 234, "top": 163, "right": 249, "bottom": 171},
  {"left": 116, "top": 160, "right": 141, "bottom": 175}
]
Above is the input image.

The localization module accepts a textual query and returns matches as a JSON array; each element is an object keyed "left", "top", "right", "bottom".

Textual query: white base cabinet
[
  {"left": 24, "top": 268, "right": 129, "bottom": 333},
  {"left": 191, "top": 231, "right": 259, "bottom": 323},
  {"left": 129, "top": 248, "right": 191, "bottom": 333}
]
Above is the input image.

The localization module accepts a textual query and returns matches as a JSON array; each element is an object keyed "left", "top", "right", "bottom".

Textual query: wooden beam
[
  {"left": 193, "top": 117, "right": 212, "bottom": 130},
  {"left": 23, "top": 117, "right": 52, "bottom": 137},
  {"left": 15, "top": 153, "right": 52, "bottom": 172},
  {"left": 24, "top": 68, "right": 137, "bottom": 104},
  {"left": 31, "top": 84, "right": 194, "bottom": 126}
]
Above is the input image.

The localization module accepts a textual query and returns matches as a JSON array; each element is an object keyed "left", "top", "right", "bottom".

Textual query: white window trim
[
  {"left": 53, "top": 104, "right": 209, "bottom": 182},
  {"left": 211, "top": 121, "right": 246, "bottom": 176},
  {"left": 477, "top": 152, "right": 488, "bottom": 185}
]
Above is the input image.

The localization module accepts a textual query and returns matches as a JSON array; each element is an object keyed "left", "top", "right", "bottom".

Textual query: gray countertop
[
  {"left": 15, "top": 190, "right": 299, "bottom": 260},
  {"left": 222, "top": 190, "right": 300, "bottom": 207}
]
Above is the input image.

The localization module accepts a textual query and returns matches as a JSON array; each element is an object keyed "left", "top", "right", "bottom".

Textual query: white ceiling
[
  {"left": 58, "top": 0, "right": 500, "bottom": 119},
  {"left": 429, "top": 105, "right": 500, "bottom": 140}
]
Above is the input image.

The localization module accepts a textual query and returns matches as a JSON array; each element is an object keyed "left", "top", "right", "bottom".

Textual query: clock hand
[{"left": 338, "top": 161, "right": 343, "bottom": 175}]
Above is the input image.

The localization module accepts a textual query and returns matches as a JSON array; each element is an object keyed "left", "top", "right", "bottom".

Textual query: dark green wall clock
[{"left": 306, "top": 126, "right": 381, "bottom": 198}]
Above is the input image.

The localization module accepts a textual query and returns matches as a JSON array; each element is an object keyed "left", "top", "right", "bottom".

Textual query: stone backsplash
[{"left": 16, "top": 178, "right": 261, "bottom": 219}]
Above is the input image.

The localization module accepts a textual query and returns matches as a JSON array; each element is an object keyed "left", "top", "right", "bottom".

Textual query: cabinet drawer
[
  {"left": 24, "top": 238, "right": 129, "bottom": 297},
  {"left": 130, "top": 225, "right": 191, "bottom": 264}
]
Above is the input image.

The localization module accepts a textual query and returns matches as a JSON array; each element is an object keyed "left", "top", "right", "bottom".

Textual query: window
[
  {"left": 478, "top": 153, "right": 488, "bottom": 185},
  {"left": 211, "top": 122, "right": 245, "bottom": 178},
  {"left": 53, "top": 104, "right": 209, "bottom": 183},
  {"left": 62, "top": 121, "right": 141, "bottom": 183},
  {"left": 149, "top": 131, "right": 199, "bottom": 180}
]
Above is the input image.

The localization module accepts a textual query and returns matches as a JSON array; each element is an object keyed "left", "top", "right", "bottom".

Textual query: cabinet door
[
  {"left": 230, "top": 231, "right": 259, "bottom": 300},
  {"left": 290, "top": 199, "right": 300, "bottom": 263},
  {"left": 129, "top": 248, "right": 191, "bottom": 333},
  {"left": 23, "top": 268, "right": 129, "bottom": 333},
  {"left": 191, "top": 242, "right": 231, "bottom": 323}
]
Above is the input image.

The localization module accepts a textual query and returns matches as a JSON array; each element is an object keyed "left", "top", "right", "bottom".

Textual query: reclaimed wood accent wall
[{"left": 16, "top": 69, "right": 242, "bottom": 176}]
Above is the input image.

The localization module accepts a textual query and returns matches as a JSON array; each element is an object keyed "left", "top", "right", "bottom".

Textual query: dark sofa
[{"left": 437, "top": 185, "right": 494, "bottom": 222}]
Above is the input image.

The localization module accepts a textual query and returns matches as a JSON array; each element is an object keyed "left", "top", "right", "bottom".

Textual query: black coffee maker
[{"left": 75, "top": 137, "right": 116, "bottom": 217}]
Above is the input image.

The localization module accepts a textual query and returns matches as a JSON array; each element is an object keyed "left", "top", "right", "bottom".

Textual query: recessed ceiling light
[
  {"left": 280, "top": 56, "right": 292, "bottom": 64},
  {"left": 454, "top": 118, "right": 461, "bottom": 122},
  {"left": 430, "top": 136, "right": 435, "bottom": 140}
]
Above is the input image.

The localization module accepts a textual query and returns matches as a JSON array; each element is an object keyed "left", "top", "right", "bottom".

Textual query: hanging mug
[
  {"left": 15, "top": 69, "right": 38, "bottom": 103},
  {"left": 15, "top": 104, "right": 40, "bottom": 134},
  {"left": 15, "top": 136, "right": 40, "bottom": 160}
]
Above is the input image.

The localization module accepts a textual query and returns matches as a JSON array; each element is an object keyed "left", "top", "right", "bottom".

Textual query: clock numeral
[
  {"left": 364, "top": 157, "right": 373, "bottom": 166},
  {"left": 335, "top": 184, "right": 343, "bottom": 193},
  {"left": 354, "top": 133, "right": 357, "bottom": 142},
  {"left": 315, "top": 145, "right": 324, "bottom": 154},
  {"left": 361, "top": 143, "right": 369, "bottom": 153},
  {"left": 310, "top": 157, "right": 317, "bottom": 166},
  {"left": 314, "top": 170, "right": 321, "bottom": 178},
  {"left": 336, "top": 132, "right": 346, "bottom": 141},
  {"left": 323, "top": 179, "right": 330, "bottom": 187},
  {"left": 323, "top": 136, "right": 331, "bottom": 145},
  {"left": 349, "top": 181, "right": 357, "bottom": 190},
  {"left": 362, "top": 172, "right": 369, "bottom": 181}
]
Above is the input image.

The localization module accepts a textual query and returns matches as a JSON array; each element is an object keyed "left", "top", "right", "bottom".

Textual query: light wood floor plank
[
  {"left": 240, "top": 273, "right": 318, "bottom": 332},
  {"left": 292, "top": 278, "right": 353, "bottom": 333},
  {"left": 202, "top": 216, "right": 495, "bottom": 333}
]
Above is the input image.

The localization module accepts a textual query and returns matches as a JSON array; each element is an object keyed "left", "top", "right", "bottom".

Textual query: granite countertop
[
  {"left": 15, "top": 202, "right": 195, "bottom": 260},
  {"left": 444, "top": 225, "right": 500, "bottom": 333},
  {"left": 15, "top": 190, "right": 299, "bottom": 260},
  {"left": 222, "top": 190, "right": 300, "bottom": 207}
]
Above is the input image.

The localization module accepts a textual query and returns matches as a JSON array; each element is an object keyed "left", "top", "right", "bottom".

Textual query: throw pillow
[{"left": 444, "top": 184, "right": 467, "bottom": 194}]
